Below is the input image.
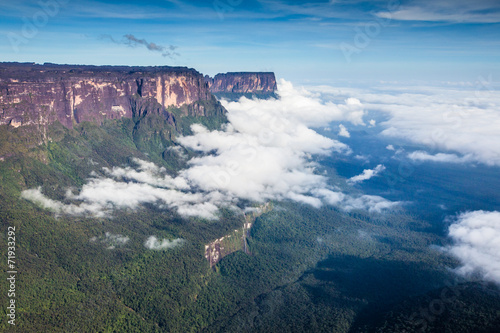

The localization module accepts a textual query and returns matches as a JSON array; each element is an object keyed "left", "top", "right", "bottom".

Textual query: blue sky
[{"left": 1, "top": 0, "right": 499, "bottom": 83}]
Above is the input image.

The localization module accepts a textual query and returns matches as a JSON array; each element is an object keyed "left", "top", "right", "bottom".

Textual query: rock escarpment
[
  {"left": 205, "top": 72, "right": 277, "bottom": 95},
  {"left": 0, "top": 62, "right": 215, "bottom": 129},
  {"left": 204, "top": 202, "right": 272, "bottom": 267}
]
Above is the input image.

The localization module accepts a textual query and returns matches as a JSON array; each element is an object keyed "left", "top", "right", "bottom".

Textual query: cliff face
[
  {"left": 0, "top": 63, "right": 213, "bottom": 129},
  {"left": 205, "top": 72, "right": 277, "bottom": 94},
  {"left": 204, "top": 202, "right": 272, "bottom": 267}
]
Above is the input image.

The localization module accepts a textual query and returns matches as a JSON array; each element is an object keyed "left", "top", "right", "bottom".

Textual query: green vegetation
[
  {"left": 357, "top": 282, "right": 500, "bottom": 332},
  {"left": 0, "top": 109, "right": 498, "bottom": 332},
  {"left": 167, "top": 97, "right": 227, "bottom": 136},
  {"left": 0, "top": 118, "right": 240, "bottom": 332}
]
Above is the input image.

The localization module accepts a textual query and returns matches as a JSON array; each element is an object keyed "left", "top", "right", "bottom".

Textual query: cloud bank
[
  {"left": 348, "top": 164, "right": 385, "bottom": 184},
  {"left": 21, "top": 162, "right": 225, "bottom": 220},
  {"left": 311, "top": 81, "right": 500, "bottom": 166},
  {"left": 446, "top": 211, "right": 500, "bottom": 284},
  {"left": 176, "top": 80, "right": 358, "bottom": 204},
  {"left": 22, "top": 80, "right": 399, "bottom": 219},
  {"left": 377, "top": 85, "right": 500, "bottom": 166}
]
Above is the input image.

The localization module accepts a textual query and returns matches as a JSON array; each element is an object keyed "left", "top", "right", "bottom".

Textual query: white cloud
[
  {"left": 312, "top": 188, "right": 345, "bottom": 205},
  {"left": 176, "top": 79, "right": 362, "bottom": 205},
  {"left": 338, "top": 124, "right": 350, "bottom": 138},
  {"left": 21, "top": 80, "right": 400, "bottom": 219},
  {"left": 408, "top": 151, "right": 474, "bottom": 164},
  {"left": 167, "top": 145, "right": 188, "bottom": 160},
  {"left": 312, "top": 189, "right": 399, "bottom": 214},
  {"left": 386, "top": 145, "right": 395, "bottom": 151},
  {"left": 144, "top": 236, "right": 184, "bottom": 250},
  {"left": 348, "top": 164, "right": 386, "bottom": 184},
  {"left": 90, "top": 232, "right": 130, "bottom": 250},
  {"left": 22, "top": 168, "right": 227, "bottom": 220},
  {"left": 309, "top": 82, "right": 500, "bottom": 167},
  {"left": 21, "top": 187, "right": 66, "bottom": 212},
  {"left": 354, "top": 155, "right": 369, "bottom": 163},
  {"left": 103, "top": 157, "right": 190, "bottom": 189},
  {"left": 376, "top": 0, "right": 500, "bottom": 23},
  {"left": 343, "top": 195, "right": 401, "bottom": 214},
  {"left": 446, "top": 211, "right": 500, "bottom": 284},
  {"left": 378, "top": 87, "right": 500, "bottom": 166},
  {"left": 21, "top": 187, "right": 109, "bottom": 217}
]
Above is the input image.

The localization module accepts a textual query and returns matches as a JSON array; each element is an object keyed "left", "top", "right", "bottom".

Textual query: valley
[{"left": 0, "top": 63, "right": 499, "bottom": 332}]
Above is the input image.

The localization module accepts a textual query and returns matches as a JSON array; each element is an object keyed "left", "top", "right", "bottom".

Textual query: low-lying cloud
[
  {"left": 445, "top": 211, "right": 500, "bottom": 284},
  {"left": 21, "top": 163, "right": 226, "bottom": 220},
  {"left": 313, "top": 189, "right": 400, "bottom": 213},
  {"left": 90, "top": 232, "right": 130, "bottom": 250},
  {"left": 348, "top": 164, "right": 385, "bottom": 184},
  {"left": 21, "top": 80, "right": 399, "bottom": 219},
  {"left": 311, "top": 81, "right": 500, "bottom": 166},
  {"left": 144, "top": 236, "right": 185, "bottom": 250},
  {"left": 408, "top": 151, "right": 474, "bottom": 164}
]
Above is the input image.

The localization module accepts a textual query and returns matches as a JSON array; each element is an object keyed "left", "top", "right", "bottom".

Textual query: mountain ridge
[
  {"left": 205, "top": 72, "right": 277, "bottom": 94},
  {"left": 0, "top": 62, "right": 215, "bottom": 130},
  {"left": 0, "top": 63, "right": 277, "bottom": 134}
]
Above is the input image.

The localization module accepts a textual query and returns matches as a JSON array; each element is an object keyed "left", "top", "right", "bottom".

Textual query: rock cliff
[
  {"left": 204, "top": 202, "right": 272, "bottom": 267},
  {"left": 0, "top": 62, "right": 214, "bottom": 129},
  {"left": 205, "top": 72, "right": 277, "bottom": 94}
]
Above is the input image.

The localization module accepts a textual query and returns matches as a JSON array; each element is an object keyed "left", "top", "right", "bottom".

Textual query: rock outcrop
[
  {"left": 0, "top": 62, "right": 214, "bottom": 129},
  {"left": 204, "top": 202, "right": 272, "bottom": 267},
  {"left": 205, "top": 72, "right": 277, "bottom": 94}
]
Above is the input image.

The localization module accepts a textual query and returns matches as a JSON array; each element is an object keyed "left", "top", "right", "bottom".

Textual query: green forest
[{"left": 0, "top": 106, "right": 499, "bottom": 332}]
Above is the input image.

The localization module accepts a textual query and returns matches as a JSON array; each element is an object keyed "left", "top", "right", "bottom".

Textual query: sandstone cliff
[
  {"left": 205, "top": 72, "right": 277, "bottom": 94},
  {"left": 0, "top": 62, "right": 214, "bottom": 129}
]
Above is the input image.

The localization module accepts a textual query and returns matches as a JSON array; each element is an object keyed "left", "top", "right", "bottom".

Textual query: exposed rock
[
  {"left": 205, "top": 72, "right": 277, "bottom": 94},
  {"left": 204, "top": 202, "right": 273, "bottom": 267},
  {"left": 0, "top": 62, "right": 213, "bottom": 129},
  {"left": 9, "top": 116, "right": 22, "bottom": 128}
]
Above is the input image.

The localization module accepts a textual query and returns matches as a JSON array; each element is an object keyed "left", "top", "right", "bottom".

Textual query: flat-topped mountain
[
  {"left": 0, "top": 62, "right": 278, "bottom": 162},
  {"left": 0, "top": 62, "right": 215, "bottom": 129},
  {"left": 205, "top": 72, "right": 277, "bottom": 95}
]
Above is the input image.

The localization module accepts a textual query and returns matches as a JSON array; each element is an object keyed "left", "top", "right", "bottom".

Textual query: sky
[{"left": 1, "top": 0, "right": 500, "bottom": 83}]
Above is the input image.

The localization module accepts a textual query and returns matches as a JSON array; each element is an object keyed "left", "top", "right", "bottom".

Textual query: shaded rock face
[
  {"left": 0, "top": 63, "right": 212, "bottom": 129},
  {"left": 205, "top": 72, "right": 277, "bottom": 94}
]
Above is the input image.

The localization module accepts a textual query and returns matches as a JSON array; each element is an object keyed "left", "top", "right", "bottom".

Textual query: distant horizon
[
  {"left": 1, "top": 60, "right": 495, "bottom": 88},
  {"left": 2, "top": 2, "right": 500, "bottom": 331},
  {"left": 1, "top": 0, "right": 499, "bottom": 84}
]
